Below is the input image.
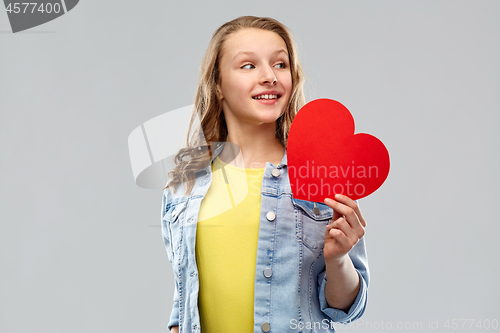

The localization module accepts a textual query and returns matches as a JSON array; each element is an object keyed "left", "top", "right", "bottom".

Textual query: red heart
[{"left": 287, "top": 99, "right": 390, "bottom": 201}]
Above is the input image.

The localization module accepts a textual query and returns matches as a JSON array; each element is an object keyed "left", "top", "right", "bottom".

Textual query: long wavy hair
[{"left": 166, "top": 16, "right": 305, "bottom": 196}]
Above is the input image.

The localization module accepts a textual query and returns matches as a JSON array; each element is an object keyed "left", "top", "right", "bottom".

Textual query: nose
[{"left": 260, "top": 65, "right": 277, "bottom": 85}]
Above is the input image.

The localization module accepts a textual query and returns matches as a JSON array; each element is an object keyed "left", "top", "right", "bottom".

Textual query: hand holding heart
[
  {"left": 323, "top": 194, "right": 367, "bottom": 263},
  {"left": 286, "top": 99, "right": 377, "bottom": 308}
]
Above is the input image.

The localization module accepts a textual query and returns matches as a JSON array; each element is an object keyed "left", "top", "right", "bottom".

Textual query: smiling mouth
[{"left": 252, "top": 94, "right": 281, "bottom": 100}]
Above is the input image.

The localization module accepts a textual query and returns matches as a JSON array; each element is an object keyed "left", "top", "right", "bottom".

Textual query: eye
[
  {"left": 274, "top": 62, "right": 287, "bottom": 69},
  {"left": 242, "top": 63, "right": 255, "bottom": 69}
]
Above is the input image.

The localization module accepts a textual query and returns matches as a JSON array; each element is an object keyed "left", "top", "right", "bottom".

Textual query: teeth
[{"left": 254, "top": 94, "right": 278, "bottom": 100}]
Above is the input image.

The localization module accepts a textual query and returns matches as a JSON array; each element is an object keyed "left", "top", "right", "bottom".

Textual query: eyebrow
[{"left": 232, "top": 49, "right": 289, "bottom": 61}]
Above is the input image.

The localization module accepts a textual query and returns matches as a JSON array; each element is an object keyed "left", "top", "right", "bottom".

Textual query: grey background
[{"left": 1, "top": 1, "right": 499, "bottom": 332}]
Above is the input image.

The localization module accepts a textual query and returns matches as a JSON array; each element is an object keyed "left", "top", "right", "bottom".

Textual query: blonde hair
[{"left": 166, "top": 16, "right": 305, "bottom": 195}]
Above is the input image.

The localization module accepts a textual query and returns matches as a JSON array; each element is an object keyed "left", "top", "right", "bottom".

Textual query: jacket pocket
[{"left": 292, "top": 198, "right": 333, "bottom": 251}]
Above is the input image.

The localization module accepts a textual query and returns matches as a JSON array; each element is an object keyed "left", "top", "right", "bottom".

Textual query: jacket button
[
  {"left": 271, "top": 168, "right": 280, "bottom": 177},
  {"left": 261, "top": 322, "right": 271, "bottom": 332},
  {"left": 263, "top": 267, "right": 273, "bottom": 278},
  {"left": 266, "top": 211, "right": 276, "bottom": 221}
]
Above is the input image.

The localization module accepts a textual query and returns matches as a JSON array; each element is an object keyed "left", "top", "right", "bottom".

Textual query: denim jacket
[{"left": 161, "top": 143, "right": 369, "bottom": 333}]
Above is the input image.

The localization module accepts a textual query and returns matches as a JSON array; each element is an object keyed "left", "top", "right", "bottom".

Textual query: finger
[
  {"left": 334, "top": 194, "right": 367, "bottom": 228},
  {"left": 324, "top": 198, "right": 365, "bottom": 238},
  {"left": 325, "top": 200, "right": 365, "bottom": 242},
  {"left": 323, "top": 197, "right": 343, "bottom": 220},
  {"left": 327, "top": 217, "right": 361, "bottom": 245},
  {"left": 326, "top": 217, "right": 354, "bottom": 237},
  {"left": 327, "top": 226, "right": 352, "bottom": 248},
  {"left": 325, "top": 226, "right": 341, "bottom": 241}
]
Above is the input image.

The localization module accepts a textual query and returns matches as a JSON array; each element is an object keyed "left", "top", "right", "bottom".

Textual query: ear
[{"left": 216, "top": 82, "right": 224, "bottom": 101}]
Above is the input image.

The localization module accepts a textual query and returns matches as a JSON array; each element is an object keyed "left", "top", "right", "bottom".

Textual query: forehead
[{"left": 220, "top": 28, "right": 288, "bottom": 60}]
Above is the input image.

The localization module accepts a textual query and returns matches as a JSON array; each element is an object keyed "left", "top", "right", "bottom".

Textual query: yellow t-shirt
[{"left": 195, "top": 156, "right": 265, "bottom": 333}]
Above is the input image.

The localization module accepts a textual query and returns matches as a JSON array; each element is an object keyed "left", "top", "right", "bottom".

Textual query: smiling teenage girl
[{"left": 162, "top": 16, "right": 369, "bottom": 333}]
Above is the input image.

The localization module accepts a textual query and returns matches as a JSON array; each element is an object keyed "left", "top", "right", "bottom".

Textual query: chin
[{"left": 260, "top": 114, "right": 282, "bottom": 124}]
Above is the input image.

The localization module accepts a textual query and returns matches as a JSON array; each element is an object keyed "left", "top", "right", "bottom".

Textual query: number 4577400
[
  {"left": 443, "top": 319, "right": 498, "bottom": 330},
  {"left": 6, "top": 2, "right": 62, "bottom": 14}
]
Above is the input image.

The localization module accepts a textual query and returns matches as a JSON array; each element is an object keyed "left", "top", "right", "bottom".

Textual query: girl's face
[{"left": 216, "top": 28, "right": 292, "bottom": 129}]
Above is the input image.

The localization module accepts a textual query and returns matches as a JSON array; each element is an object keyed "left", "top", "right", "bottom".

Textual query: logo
[{"left": 3, "top": 0, "right": 79, "bottom": 33}]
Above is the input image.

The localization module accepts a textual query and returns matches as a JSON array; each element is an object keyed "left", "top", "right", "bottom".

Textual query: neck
[{"left": 219, "top": 123, "right": 284, "bottom": 169}]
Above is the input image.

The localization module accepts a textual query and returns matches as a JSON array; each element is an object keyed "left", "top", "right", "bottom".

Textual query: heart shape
[{"left": 287, "top": 99, "right": 390, "bottom": 201}]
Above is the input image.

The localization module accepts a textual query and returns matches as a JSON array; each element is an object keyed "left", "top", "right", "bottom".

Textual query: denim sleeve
[
  {"left": 162, "top": 188, "right": 180, "bottom": 331},
  {"left": 317, "top": 236, "right": 370, "bottom": 323},
  {"left": 167, "top": 277, "right": 180, "bottom": 330}
]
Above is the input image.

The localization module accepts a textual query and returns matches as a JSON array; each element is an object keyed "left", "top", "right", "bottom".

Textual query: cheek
[
  {"left": 224, "top": 76, "right": 249, "bottom": 99},
  {"left": 280, "top": 72, "right": 293, "bottom": 96}
]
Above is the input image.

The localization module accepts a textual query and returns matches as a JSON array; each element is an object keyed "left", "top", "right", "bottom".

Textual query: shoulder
[{"left": 163, "top": 166, "right": 211, "bottom": 202}]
